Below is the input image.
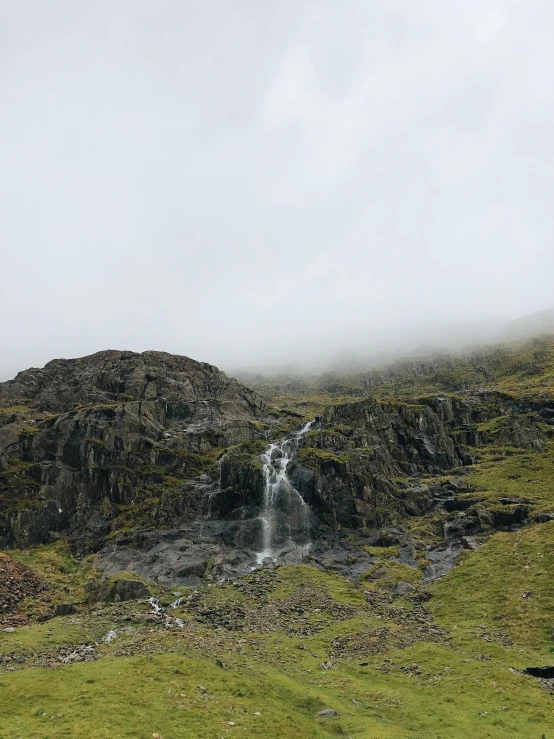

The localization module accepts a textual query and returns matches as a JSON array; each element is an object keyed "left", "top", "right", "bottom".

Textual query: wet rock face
[
  {"left": 0, "top": 351, "right": 268, "bottom": 548},
  {"left": 93, "top": 522, "right": 260, "bottom": 586},
  {"left": 287, "top": 397, "right": 478, "bottom": 531}
]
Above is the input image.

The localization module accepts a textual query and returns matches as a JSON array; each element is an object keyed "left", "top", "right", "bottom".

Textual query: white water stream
[
  {"left": 256, "top": 421, "right": 314, "bottom": 563},
  {"left": 147, "top": 596, "right": 185, "bottom": 628}
]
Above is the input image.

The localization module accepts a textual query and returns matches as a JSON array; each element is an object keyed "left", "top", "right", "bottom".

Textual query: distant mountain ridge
[{"left": 504, "top": 306, "right": 554, "bottom": 339}]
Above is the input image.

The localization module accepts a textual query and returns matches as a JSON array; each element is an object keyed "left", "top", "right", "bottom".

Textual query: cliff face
[
  {"left": 0, "top": 351, "right": 268, "bottom": 549},
  {"left": 290, "top": 392, "right": 552, "bottom": 530}
]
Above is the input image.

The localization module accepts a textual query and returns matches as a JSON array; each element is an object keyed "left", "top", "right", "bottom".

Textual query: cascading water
[{"left": 256, "top": 421, "right": 314, "bottom": 564}]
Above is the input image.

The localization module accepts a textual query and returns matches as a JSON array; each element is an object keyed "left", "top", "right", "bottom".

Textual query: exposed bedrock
[
  {"left": 1, "top": 351, "right": 553, "bottom": 582},
  {"left": 287, "top": 393, "right": 548, "bottom": 531},
  {"left": 0, "top": 351, "right": 268, "bottom": 548}
]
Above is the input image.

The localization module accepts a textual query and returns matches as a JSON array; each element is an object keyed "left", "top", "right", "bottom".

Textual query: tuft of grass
[
  {"left": 0, "top": 405, "right": 32, "bottom": 415},
  {"left": 297, "top": 448, "right": 348, "bottom": 468}
]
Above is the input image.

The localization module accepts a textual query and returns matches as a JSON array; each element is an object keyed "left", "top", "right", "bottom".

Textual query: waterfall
[{"left": 256, "top": 420, "right": 314, "bottom": 564}]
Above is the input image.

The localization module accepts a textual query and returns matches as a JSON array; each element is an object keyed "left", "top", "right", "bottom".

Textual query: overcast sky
[{"left": 1, "top": 0, "right": 553, "bottom": 379}]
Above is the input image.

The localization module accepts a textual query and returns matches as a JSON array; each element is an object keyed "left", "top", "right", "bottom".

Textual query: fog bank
[{"left": 2, "top": 2, "right": 554, "bottom": 379}]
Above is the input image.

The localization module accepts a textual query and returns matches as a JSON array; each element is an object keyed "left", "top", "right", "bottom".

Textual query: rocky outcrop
[
  {"left": 0, "top": 350, "right": 264, "bottom": 414},
  {"left": 288, "top": 393, "right": 552, "bottom": 531},
  {"left": 286, "top": 396, "right": 481, "bottom": 531},
  {"left": 0, "top": 351, "right": 269, "bottom": 548},
  {"left": 85, "top": 577, "right": 151, "bottom": 603}
]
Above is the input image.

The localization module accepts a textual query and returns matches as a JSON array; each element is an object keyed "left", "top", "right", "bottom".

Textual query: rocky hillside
[
  {"left": 2, "top": 342, "right": 554, "bottom": 579},
  {"left": 1, "top": 339, "right": 554, "bottom": 737},
  {"left": 0, "top": 350, "right": 268, "bottom": 550},
  {"left": 244, "top": 334, "right": 554, "bottom": 397}
]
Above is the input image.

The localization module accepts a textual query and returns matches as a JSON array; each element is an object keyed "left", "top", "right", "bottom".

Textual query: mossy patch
[
  {"left": 362, "top": 561, "right": 423, "bottom": 588},
  {"left": 0, "top": 405, "right": 32, "bottom": 415},
  {"left": 297, "top": 448, "right": 348, "bottom": 468},
  {"left": 9, "top": 541, "right": 99, "bottom": 607},
  {"left": 468, "top": 441, "right": 554, "bottom": 513},
  {"left": 270, "top": 565, "right": 366, "bottom": 607}
]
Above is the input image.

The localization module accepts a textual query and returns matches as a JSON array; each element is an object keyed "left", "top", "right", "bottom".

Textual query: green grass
[
  {"left": 0, "top": 615, "right": 101, "bottom": 653},
  {"left": 362, "top": 561, "right": 424, "bottom": 588},
  {"left": 2, "top": 552, "right": 554, "bottom": 738},
  {"left": 0, "top": 405, "right": 32, "bottom": 415},
  {"left": 297, "top": 448, "right": 349, "bottom": 468},
  {"left": 1, "top": 630, "right": 553, "bottom": 738},
  {"left": 269, "top": 565, "right": 366, "bottom": 606},
  {"left": 469, "top": 441, "right": 554, "bottom": 513},
  {"left": 0, "top": 653, "right": 333, "bottom": 739},
  {"left": 432, "top": 522, "right": 554, "bottom": 653}
]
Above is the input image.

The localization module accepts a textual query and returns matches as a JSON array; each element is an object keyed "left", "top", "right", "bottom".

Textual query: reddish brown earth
[{"left": 0, "top": 554, "right": 50, "bottom": 626}]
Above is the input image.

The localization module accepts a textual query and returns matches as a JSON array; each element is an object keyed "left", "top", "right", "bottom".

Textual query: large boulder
[{"left": 85, "top": 577, "right": 151, "bottom": 603}]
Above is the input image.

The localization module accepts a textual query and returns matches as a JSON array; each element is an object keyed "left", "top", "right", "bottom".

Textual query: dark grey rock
[
  {"left": 446, "top": 477, "right": 474, "bottom": 493},
  {"left": 402, "top": 484, "right": 433, "bottom": 516},
  {"left": 53, "top": 603, "right": 78, "bottom": 616},
  {"left": 367, "top": 565, "right": 388, "bottom": 580},
  {"left": 85, "top": 577, "right": 150, "bottom": 603},
  {"left": 525, "top": 666, "right": 554, "bottom": 679},
  {"left": 461, "top": 536, "right": 482, "bottom": 551},
  {"left": 393, "top": 581, "right": 415, "bottom": 597},
  {"left": 493, "top": 504, "right": 530, "bottom": 528},
  {"left": 531, "top": 512, "right": 554, "bottom": 524},
  {"left": 0, "top": 350, "right": 268, "bottom": 549},
  {"left": 423, "top": 544, "right": 464, "bottom": 580}
]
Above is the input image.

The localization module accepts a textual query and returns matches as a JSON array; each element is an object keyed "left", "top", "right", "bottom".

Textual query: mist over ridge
[
  {"left": 2, "top": 1, "right": 554, "bottom": 381},
  {"left": 1, "top": 305, "right": 553, "bottom": 385},
  {"left": 227, "top": 306, "right": 554, "bottom": 379}
]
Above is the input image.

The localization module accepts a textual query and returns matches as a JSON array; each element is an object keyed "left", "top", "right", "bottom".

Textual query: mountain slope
[{"left": 1, "top": 339, "right": 554, "bottom": 738}]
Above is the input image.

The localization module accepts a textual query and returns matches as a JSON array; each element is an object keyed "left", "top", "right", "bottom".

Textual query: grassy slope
[
  {"left": 433, "top": 522, "right": 554, "bottom": 654},
  {"left": 1, "top": 550, "right": 553, "bottom": 738},
  {"left": 2, "top": 644, "right": 552, "bottom": 739},
  {"left": 470, "top": 444, "right": 554, "bottom": 513}
]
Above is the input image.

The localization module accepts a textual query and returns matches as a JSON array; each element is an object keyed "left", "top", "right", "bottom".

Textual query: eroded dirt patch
[{"left": 0, "top": 554, "right": 51, "bottom": 626}]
